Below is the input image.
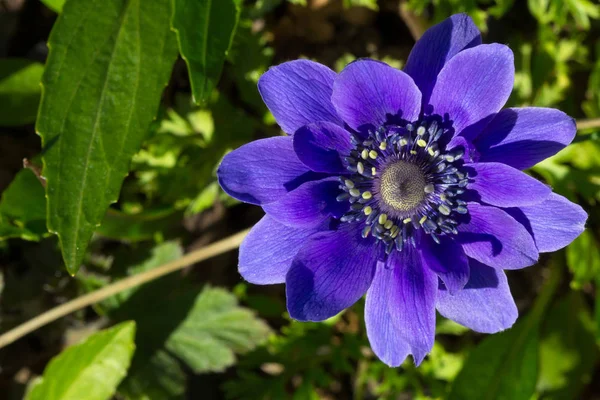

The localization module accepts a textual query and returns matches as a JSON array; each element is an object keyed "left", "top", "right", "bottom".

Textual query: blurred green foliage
[{"left": 0, "top": 0, "right": 599, "bottom": 399}]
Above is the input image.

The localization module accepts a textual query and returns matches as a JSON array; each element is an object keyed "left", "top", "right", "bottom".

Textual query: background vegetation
[{"left": 0, "top": 0, "right": 599, "bottom": 399}]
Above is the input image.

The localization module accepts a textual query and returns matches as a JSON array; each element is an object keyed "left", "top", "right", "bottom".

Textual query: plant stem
[
  {"left": 0, "top": 228, "right": 250, "bottom": 350},
  {"left": 577, "top": 118, "right": 600, "bottom": 130}
]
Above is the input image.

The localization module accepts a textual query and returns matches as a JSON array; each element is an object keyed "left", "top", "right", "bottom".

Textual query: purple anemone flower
[{"left": 217, "top": 14, "right": 587, "bottom": 366}]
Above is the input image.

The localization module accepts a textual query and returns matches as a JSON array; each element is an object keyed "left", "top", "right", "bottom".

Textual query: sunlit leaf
[
  {"left": 343, "top": 0, "right": 378, "bottom": 11},
  {"left": 0, "top": 59, "right": 43, "bottom": 126},
  {"left": 186, "top": 181, "right": 219, "bottom": 215},
  {"left": 567, "top": 230, "right": 600, "bottom": 289},
  {"left": 40, "top": 0, "right": 65, "bottom": 13},
  {"left": 171, "top": 0, "right": 242, "bottom": 104},
  {"left": 25, "top": 321, "right": 136, "bottom": 400},
  {"left": 165, "top": 286, "right": 271, "bottom": 373},
  {"left": 37, "top": 0, "right": 178, "bottom": 274}
]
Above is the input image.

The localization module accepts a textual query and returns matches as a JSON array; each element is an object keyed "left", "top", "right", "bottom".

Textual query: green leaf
[
  {"left": 164, "top": 286, "right": 271, "bottom": 372},
  {"left": 79, "top": 241, "right": 184, "bottom": 315},
  {"left": 343, "top": 0, "right": 378, "bottom": 10},
  {"left": 37, "top": 0, "right": 178, "bottom": 275},
  {"left": 449, "top": 263, "right": 561, "bottom": 400},
  {"left": 448, "top": 318, "right": 539, "bottom": 400},
  {"left": 567, "top": 230, "right": 600, "bottom": 288},
  {"left": 435, "top": 317, "right": 470, "bottom": 336},
  {"left": 25, "top": 321, "right": 136, "bottom": 400},
  {"left": 97, "top": 208, "right": 181, "bottom": 242},
  {"left": 112, "top": 241, "right": 183, "bottom": 306},
  {"left": 171, "top": 0, "right": 242, "bottom": 104},
  {"left": 40, "top": 0, "right": 66, "bottom": 13},
  {"left": 186, "top": 181, "right": 219, "bottom": 215},
  {"left": 0, "top": 169, "right": 48, "bottom": 241},
  {"left": 537, "top": 292, "right": 598, "bottom": 399},
  {"left": 596, "top": 275, "right": 600, "bottom": 344},
  {"left": 0, "top": 59, "right": 44, "bottom": 126},
  {"left": 115, "top": 284, "right": 270, "bottom": 374}
]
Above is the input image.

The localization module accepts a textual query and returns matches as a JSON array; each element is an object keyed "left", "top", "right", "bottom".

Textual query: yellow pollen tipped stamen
[
  {"left": 357, "top": 162, "right": 364, "bottom": 174},
  {"left": 399, "top": 138, "right": 408, "bottom": 146},
  {"left": 384, "top": 220, "right": 393, "bottom": 229},
  {"left": 419, "top": 215, "right": 428, "bottom": 225},
  {"left": 440, "top": 193, "right": 447, "bottom": 201},
  {"left": 371, "top": 167, "right": 377, "bottom": 176},
  {"left": 369, "top": 150, "right": 378, "bottom": 159},
  {"left": 424, "top": 184, "right": 435, "bottom": 194},
  {"left": 410, "top": 150, "right": 417, "bottom": 155},
  {"left": 403, "top": 218, "right": 412, "bottom": 224},
  {"left": 390, "top": 225, "right": 400, "bottom": 238},
  {"left": 362, "top": 191, "right": 372, "bottom": 200},
  {"left": 417, "top": 139, "right": 427, "bottom": 148},
  {"left": 439, "top": 204, "right": 451, "bottom": 216},
  {"left": 379, "top": 142, "right": 387, "bottom": 150},
  {"left": 428, "top": 147, "right": 436, "bottom": 156},
  {"left": 417, "top": 126, "right": 426, "bottom": 136},
  {"left": 349, "top": 188, "right": 360, "bottom": 197},
  {"left": 378, "top": 214, "right": 388, "bottom": 225},
  {"left": 344, "top": 179, "right": 355, "bottom": 189},
  {"left": 361, "top": 149, "right": 369, "bottom": 159},
  {"left": 364, "top": 206, "right": 373, "bottom": 215}
]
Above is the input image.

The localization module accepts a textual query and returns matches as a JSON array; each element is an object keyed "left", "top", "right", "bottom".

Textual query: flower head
[{"left": 217, "top": 14, "right": 587, "bottom": 366}]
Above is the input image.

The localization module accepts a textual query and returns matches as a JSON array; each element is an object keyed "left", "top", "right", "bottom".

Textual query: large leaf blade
[
  {"left": 537, "top": 292, "right": 598, "bottom": 399},
  {"left": 171, "top": 0, "right": 242, "bottom": 103},
  {"left": 25, "top": 321, "right": 136, "bottom": 400},
  {"left": 448, "top": 264, "right": 561, "bottom": 400},
  {"left": 37, "top": 0, "right": 178, "bottom": 274}
]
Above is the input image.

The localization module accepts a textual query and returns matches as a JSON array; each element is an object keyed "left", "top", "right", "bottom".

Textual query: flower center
[
  {"left": 337, "top": 118, "right": 470, "bottom": 254},
  {"left": 378, "top": 161, "right": 426, "bottom": 213}
]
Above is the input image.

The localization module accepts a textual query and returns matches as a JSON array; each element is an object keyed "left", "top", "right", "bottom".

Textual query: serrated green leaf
[
  {"left": 0, "top": 169, "right": 48, "bottom": 241},
  {"left": 115, "top": 283, "right": 270, "bottom": 375},
  {"left": 25, "top": 321, "right": 136, "bottom": 400},
  {"left": 537, "top": 292, "right": 598, "bottom": 399},
  {"left": 40, "top": 0, "right": 65, "bottom": 13},
  {"left": 37, "top": 0, "right": 178, "bottom": 275},
  {"left": 171, "top": 0, "right": 242, "bottom": 104},
  {"left": 0, "top": 59, "right": 43, "bottom": 126},
  {"left": 164, "top": 286, "right": 271, "bottom": 372},
  {"left": 567, "top": 230, "right": 600, "bottom": 288}
]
